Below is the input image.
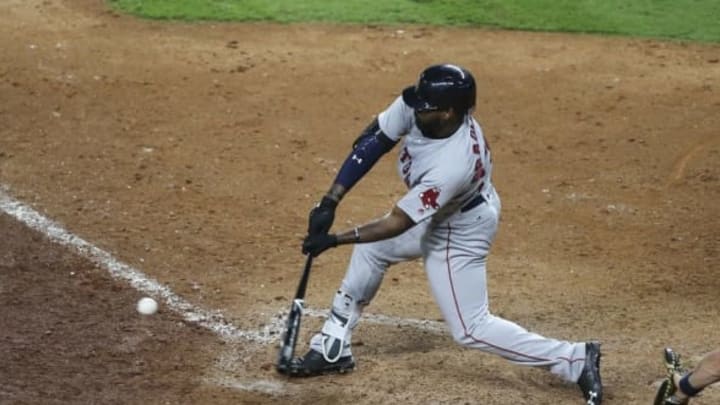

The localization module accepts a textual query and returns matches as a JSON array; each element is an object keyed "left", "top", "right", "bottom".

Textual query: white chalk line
[
  {"left": 208, "top": 375, "right": 289, "bottom": 396},
  {"left": 304, "top": 308, "right": 446, "bottom": 334},
  {"left": 0, "top": 187, "right": 276, "bottom": 344},
  {"left": 0, "top": 186, "right": 447, "bottom": 395}
]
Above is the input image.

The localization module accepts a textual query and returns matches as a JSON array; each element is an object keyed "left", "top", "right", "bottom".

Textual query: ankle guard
[{"left": 314, "top": 290, "right": 360, "bottom": 363}]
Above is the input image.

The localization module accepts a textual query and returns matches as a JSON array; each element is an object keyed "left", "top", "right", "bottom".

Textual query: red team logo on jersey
[{"left": 419, "top": 187, "right": 441, "bottom": 210}]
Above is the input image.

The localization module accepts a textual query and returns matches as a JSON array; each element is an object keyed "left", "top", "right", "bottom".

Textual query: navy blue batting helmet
[{"left": 402, "top": 64, "right": 476, "bottom": 113}]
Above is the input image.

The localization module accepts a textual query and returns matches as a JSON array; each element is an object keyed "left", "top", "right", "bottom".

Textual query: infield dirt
[{"left": 1, "top": 1, "right": 719, "bottom": 404}]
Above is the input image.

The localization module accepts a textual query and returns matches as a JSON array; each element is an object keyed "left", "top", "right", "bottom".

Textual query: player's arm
[
  {"left": 307, "top": 118, "right": 397, "bottom": 236},
  {"left": 302, "top": 205, "right": 414, "bottom": 257},
  {"left": 337, "top": 205, "right": 414, "bottom": 244},
  {"left": 327, "top": 118, "right": 397, "bottom": 201}
]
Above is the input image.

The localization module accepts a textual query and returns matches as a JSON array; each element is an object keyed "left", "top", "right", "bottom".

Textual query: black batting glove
[
  {"left": 302, "top": 233, "right": 338, "bottom": 257},
  {"left": 307, "top": 196, "right": 338, "bottom": 236}
]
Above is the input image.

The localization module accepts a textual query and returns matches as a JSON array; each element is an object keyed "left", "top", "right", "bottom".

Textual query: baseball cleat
[
  {"left": 577, "top": 342, "right": 603, "bottom": 405},
  {"left": 654, "top": 380, "right": 688, "bottom": 405},
  {"left": 653, "top": 348, "right": 688, "bottom": 405},
  {"left": 280, "top": 349, "right": 355, "bottom": 377}
]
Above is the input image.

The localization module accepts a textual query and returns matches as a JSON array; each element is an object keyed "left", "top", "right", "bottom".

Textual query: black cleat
[
  {"left": 654, "top": 380, "right": 688, "bottom": 405},
  {"left": 577, "top": 342, "right": 603, "bottom": 405},
  {"left": 279, "top": 349, "right": 355, "bottom": 377},
  {"left": 653, "top": 348, "right": 688, "bottom": 405}
]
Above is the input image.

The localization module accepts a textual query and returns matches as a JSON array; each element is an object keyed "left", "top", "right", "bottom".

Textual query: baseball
[{"left": 137, "top": 297, "right": 158, "bottom": 315}]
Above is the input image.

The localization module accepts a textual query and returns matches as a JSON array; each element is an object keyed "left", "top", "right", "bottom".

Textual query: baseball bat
[{"left": 276, "top": 254, "right": 313, "bottom": 373}]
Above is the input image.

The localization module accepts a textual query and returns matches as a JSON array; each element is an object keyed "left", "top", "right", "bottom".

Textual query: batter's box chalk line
[
  {"left": 0, "top": 187, "right": 446, "bottom": 341},
  {"left": 0, "top": 187, "right": 452, "bottom": 396}
]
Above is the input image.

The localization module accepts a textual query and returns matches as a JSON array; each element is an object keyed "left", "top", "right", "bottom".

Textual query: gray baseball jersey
[{"left": 379, "top": 95, "right": 493, "bottom": 225}]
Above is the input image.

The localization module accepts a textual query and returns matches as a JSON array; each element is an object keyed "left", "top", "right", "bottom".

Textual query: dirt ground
[{"left": 1, "top": 0, "right": 719, "bottom": 404}]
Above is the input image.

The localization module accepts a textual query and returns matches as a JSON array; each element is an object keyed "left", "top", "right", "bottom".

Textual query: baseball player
[
  {"left": 655, "top": 347, "right": 720, "bottom": 404},
  {"left": 286, "top": 63, "right": 603, "bottom": 404}
]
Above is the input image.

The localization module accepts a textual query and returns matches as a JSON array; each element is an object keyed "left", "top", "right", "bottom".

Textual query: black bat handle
[{"left": 295, "top": 254, "right": 313, "bottom": 300}]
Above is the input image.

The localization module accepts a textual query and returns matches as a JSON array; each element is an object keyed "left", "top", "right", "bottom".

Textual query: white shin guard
[{"left": 311, "top": 290, "right": 361, "bottom": 363}]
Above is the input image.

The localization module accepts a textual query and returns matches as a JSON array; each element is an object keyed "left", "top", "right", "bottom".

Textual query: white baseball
[{"left": 137, "top": 297, "right": 158, "bottom": 315}]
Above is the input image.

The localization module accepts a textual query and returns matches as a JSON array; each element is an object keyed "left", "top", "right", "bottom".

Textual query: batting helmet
[{"left": 402, "top": 64, "right": 476, "bottom": 113}]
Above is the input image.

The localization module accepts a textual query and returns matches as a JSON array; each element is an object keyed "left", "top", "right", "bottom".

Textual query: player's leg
[
  {"left": 290, "top": 221, "right": 428, "bottom": 376},
  {"left": 422, "top": 199, "right": 587, "bottom": 383},
  {"left": 423, "top": 247, "right": 587, "bottom": 382},
  {"left": 672, "top": 349, "right": 720, "bottom": 402},
  {"left": 689, "top": 349, "right": 720, "bottom": 389}
]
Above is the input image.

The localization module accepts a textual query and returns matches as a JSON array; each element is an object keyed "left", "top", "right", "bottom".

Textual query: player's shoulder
[
  {"left": 387, "top": 94, "right": 412, "bottom": 112},
  {"left": 468, "top": 115, "right": 485, "bottom": 133},
  {"left": 398, "top": 96, "right": 415, "bottom": 117},
  {"left": 466, "top": 116, "right": 491, "bottom": 146},
  {"left": 378, "top": 95, "right": 414, "bottom": 140}
]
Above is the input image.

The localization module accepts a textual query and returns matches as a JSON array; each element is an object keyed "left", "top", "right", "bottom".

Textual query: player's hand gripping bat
[{"left": 276, "top": 254, "right": 313, "bottom": 374}]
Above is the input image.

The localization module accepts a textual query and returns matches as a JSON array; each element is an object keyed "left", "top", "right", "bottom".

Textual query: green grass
[{"left": 108, "top": 0, "right": 720, "bottom": 42}]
